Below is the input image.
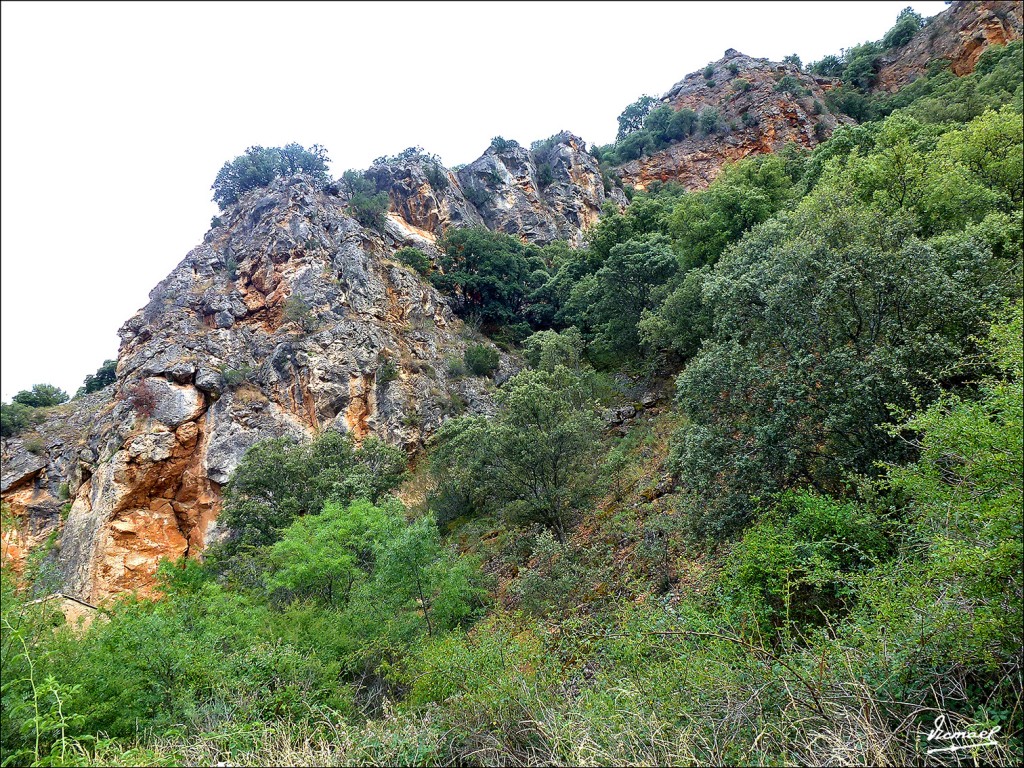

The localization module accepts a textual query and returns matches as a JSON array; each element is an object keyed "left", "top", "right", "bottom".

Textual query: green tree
[
  {"left": 78, "top": 359, "right": 116, "bottom": 396},
  {"left": 881, "top": 6, "right": 923, "bottom": 49},
  {"left": 564, "top": 234, "right": 679, "bottom": 364},
  {"left": 267, "top": 498, "right": 401, "bottom": 606},
  {"left": 341, "top": 169, "right": 389, "bottom": 228},
  {"left": 431, "top": 367, "right": 603, "bottom": 540},
  {"left": 431, "top": 227, "right": 546, "bottom": 329},
  {"left": 616, "top": 95, "right": 658, "bottom": 141},
  {"left": 463, "top": 343, "right": 499, "bottom": 377},
  {"left": 212, "top": 143, "right": 330, "bottom": 210},
  {"left": 0, "top": 401, "right": 43, "bottom": 437},
  {"left": 12, "top": 384, "right": 69, "bottom": 408},
  {"left": 672, "top": 179, "right": 1010, "bottom": 536},
  {"left": 211, "top": 430, "right": 406, "bottom": 557}
]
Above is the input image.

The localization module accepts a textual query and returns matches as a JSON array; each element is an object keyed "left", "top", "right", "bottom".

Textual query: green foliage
[
  {"left": 725, "top": 491, "right": 891, "bottom": 633},
  {"left": 209, "top": 429, "right": 406, "bottom": 559},
  {"left": 1, "top": 400, "right": 45, "bottom": 438},
  {"left": 377, "top": 358, "right": 399, "bottom": 387},
  {"left": 522, "top": 327, "right": 584, "bottom": 372},
  {"left": 489, "top": 136, "right": 519, "bottom": 153},
  {"left": 431, "top": 227, "right": 546, "bottom": 330},
  {"left": 702, "top": 64, "right": 715, "bottom": 80},
  {"left": 463, "top": 343, "right": 499, "bottom": 377},
  {"left": 220, "top": 363, "right": 254, "bottom": 388},
  {"left": 267, "top": 497, "right": 401, "bottom": 605},
  {"left": 341, "top": 169, "right": 389, "bottom": 229},
  {"left": 393, "top": 246, "right": 432, "bottom": 275},
  {"left": 430, "top": 367, "right": 603, "bottom": 539},
  {"left": 774, "top": 74, "right": 809, "bottom": 96},
  {"left": 561, "top": 234, "right": 679, "bottom": 365},
  {"left": 783, "top": 53, "right": 802, "bottom": 69},
  {"left": 13, "top": 384, "right": 69, "bottom": 409},
  {"left": 671, "top": 125, "right": 1016, "bottom": 535},
  {"left": 698, "top": 107, "right": 722, "bottom": 134},
  {"left": 282, "top": 295, "right": 315, "bottom": 332},
  {"left": 870, "top": 301, "right": 1023, "bottom": 670},
  {"left": 616, "top": 95, "right": 657, "bottom": 141},
  {"left": 77, "top": 359, "right": 116, "bottom": 397},
  {"left": 212, "top": 143, "right": 330, "bottom": 210},
  {"left": 732, "top": 78, "right": 751, "bottom": 92},
  {"left": 881, "top": 6, "right": 923, "bottom": 50}
]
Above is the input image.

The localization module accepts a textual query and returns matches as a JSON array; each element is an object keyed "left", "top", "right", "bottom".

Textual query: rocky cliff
[
  {"left": 1, "top": 174, "right": 517, "bottom": 602},
  {"left": 370, "top": 134, "right": 623, "bottom": 250},
  {"left": 874, "top": 0, "right": 1022, "bottom": 92},
  {"left": 614, "top": 49, "right": 851, "bottom": 191}
]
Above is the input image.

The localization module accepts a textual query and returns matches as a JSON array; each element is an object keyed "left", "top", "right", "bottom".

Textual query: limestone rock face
[
  {"left": 874, "top": 0, "right": 1022, "bottom": 92},
  {"left": 365, "top": 152, "right": 485, "bottom": 247},
  {"left": 615, "top": 49, "right": 851, "bottom": 191},
  {"left": 1, "top": 175, "right": 508, "bottom": 602},
  {"left": 455, "top": 133, "right": 624, "bottom": 246}
]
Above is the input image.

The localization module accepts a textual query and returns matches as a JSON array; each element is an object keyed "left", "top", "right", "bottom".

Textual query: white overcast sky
[{"left": 1, "top": 1, "right": 948, "bottom": 401}]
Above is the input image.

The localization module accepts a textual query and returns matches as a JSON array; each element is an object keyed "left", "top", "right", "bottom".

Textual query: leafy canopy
[{"left": 212, "top": 143, "right": 330, "bottom": 210}]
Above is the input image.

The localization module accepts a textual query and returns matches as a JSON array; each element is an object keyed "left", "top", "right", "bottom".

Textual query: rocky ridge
[
  {"left": 614, "top": 48, "right": 851, "bottom": 191},
  {"left": 874, "top": 0, "right": 1022, "bottom": 92},
  {"left": 2, "top": 175, "right": 514, "bottom": 602}
]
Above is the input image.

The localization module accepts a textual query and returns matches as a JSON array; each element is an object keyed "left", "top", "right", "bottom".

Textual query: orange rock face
[
  {"left": 874, "top": 0, "right": 1022, "bottom": 92},
  {"left": 614, "top": 50, "right": 849, "bottom": 191}
]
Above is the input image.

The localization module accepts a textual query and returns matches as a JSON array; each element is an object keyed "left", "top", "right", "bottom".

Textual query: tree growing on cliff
[
  {"left": 616, "top": 95, "right": 658, "bottom": 141},
  {"left": 77, "top": 359, "right": 117, "bottom": 397},
  {"left": 212, "top": 143, "right": 330, "bottom": 210}
]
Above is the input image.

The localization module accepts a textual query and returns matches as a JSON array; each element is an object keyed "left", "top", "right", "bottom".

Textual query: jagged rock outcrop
[
  {"left": 455, "top": 132, "right": 625, "bottom": 246},
  {"left": 358, "top": 135, "right": 624, "bottom": 252},
  {"left": 2, "top": 174, "right": 513, "bottom": 602},
  {"left": 364, "top": 151, "right": 485, "bottom": 248},
  {"left": 874, "top": 0, "right": 1022, "bottom": 92},
  {"left": 615, "top": 49, "right": 851, "bottom": 190}
]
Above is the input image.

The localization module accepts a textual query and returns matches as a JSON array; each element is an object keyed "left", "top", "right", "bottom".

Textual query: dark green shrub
[
  {"left": 378, "top": 358, "right": 399, "bottom": 386},
  {"left": 881, "top": 7, "right": 923, "bottom": 49},
  {"left": 78, "top": 359, "right": 117, "bottom": 396},
  {"left": 727, "top": 61, "right": 740, "bottom": 76},
  {"left": 424, "top": 161, "right": 449, "bottom": 191},
  {"left": 394, "top": 247, "right": 432, "bottom": 275},
  {"left": 282, "top": 295, "right": 315, "bottom": 332},
  {"left": 1, "top": 402, "right": 41, "bottom": 438},
  {"left": 703, "top": 64, "right": 715, "bottom": 79},
  {"left": 733, "top": 78, "right": 751, "bottom": 92},
  {"left": 699, "top": 108, "right": 722, "bottom": 134},
  {"left": 537, "top": 162, "right": 554, "bottom": 188},
  {"left": 490, "top": 136, "right": 520, "bottom": 153},
  {"left": 221, "top": 364, "right": 253, "bottom": 388},
  {"left": 616, "top": 95, "right": 658, "bottom": 141},
  {"left": 774, "top": 74, "right": 808, "bottom": 96},
  {"left": 212, "top": 143, "right": 330, "bottom": 210},
  {"left": 464, "top": 344, "right": 499, "bottom": 377},
  {"left": 341, "top": 170, "right": 389, "bottom": 229}
]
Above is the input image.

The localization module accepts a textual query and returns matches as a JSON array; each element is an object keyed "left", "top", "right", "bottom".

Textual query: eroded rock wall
[
  {"left": 2, "top": 175, "right": 510, "bottom": 602},
  {"left": 874, "top": 0, "right": 1022, "bottom": 92},
  {"left": 615, "top": 49, "right": 850, "bottom": 191}
]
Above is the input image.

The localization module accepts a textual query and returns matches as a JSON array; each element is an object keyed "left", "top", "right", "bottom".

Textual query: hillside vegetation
[{"left": 2, "top": 19, "right": 1022, "bottom": 768}]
